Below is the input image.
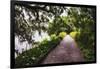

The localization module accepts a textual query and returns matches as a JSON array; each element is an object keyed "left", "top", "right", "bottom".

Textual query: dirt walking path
[{"left": 41, "top": 35, "right": 84, "bottom": 64}]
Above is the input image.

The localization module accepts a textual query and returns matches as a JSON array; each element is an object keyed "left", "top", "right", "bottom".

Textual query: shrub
[
  {"left": 58, "top": 32, "right": 67, "bottom": 39},
  {"left": 15, "top": 34, "right": 62, "bottom": 67}
]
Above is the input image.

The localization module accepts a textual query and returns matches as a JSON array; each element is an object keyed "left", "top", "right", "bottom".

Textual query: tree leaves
[
  {"left": 14, "top": 4, "right": 65, "bottom": 43},
  {"left": 15, "top": 3, "right": 96, "bottom": 62}
]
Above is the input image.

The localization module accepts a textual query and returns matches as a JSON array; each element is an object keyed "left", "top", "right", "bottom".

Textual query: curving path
[{"left": 41, "top": 35, "right": 84, "bottom": 64}]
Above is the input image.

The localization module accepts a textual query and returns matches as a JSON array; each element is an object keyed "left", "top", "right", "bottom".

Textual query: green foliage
[
  {"left": 15, "top": 47, "right": 42, "bottom": 67},
  {"left": 76, "top": 32, "right": 95, "bottom": 61},
  {"left": 48, "top": 7, "right": 95, "bottom": 61},
  {"left": 70, "top": 31, "right": 80, "bottom": 39},
  {"left": 58, "top": 32, "right": 67, "bottom": 39},
  {"left": 15, "top": 34, "right": 61, "bottom": 67},
  {"left": 50, "top": 34, "right": 57, "bottom": 40},
  {"left": 15, "top": 4, "right": 96, "bottom": 67},
  {"left": 74, "top": 8, "right": 95, "bottom": 61},
  {"left": 15, "top": 4, "right": 65, "bottom": 43},
  {"left": 48, "top": 16, "right": 73, "bottom": 35}
]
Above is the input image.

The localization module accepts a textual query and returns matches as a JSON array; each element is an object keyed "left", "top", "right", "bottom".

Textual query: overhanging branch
[{"left": 15, "top": 3, "right": 55, "bottom": 14}]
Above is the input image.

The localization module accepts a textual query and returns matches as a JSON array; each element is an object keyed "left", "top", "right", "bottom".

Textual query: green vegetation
[
  {"left": 15, "top": 34, "right": 61, "bottom": 67},
  {"left": 59, "top": 32, "right": 67, "bottom": 39},
  {"left": 14, "top": 3, "right": 96, "bottom": 67}
]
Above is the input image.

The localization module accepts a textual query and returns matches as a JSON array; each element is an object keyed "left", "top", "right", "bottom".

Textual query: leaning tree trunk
[{"left": 41, "top": 35, "right": 84, "bottom": 64}]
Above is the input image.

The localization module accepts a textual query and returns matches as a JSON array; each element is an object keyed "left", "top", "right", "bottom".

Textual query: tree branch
[{"left": 16, "top": 3, "right": 55, "bottom": 14}]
